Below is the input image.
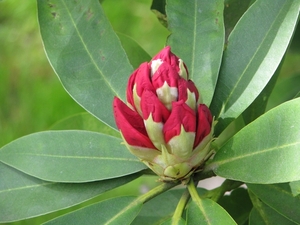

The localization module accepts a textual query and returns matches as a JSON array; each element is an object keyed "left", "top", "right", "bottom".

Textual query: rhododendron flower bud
[{"left": 113, "top": 46, "right": 214, "bottom": 182}]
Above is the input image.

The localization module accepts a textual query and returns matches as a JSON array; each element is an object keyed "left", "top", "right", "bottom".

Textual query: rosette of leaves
[{"left": 0, "top": 0, "right": 300, "bottom": 224}]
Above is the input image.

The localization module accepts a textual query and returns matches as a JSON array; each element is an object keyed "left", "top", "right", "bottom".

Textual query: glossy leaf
[
  {"left": 248, "top": 183, "right": 300, "bottom": 223},
  {"left": 43, "top": 196, "right": 142, "bottom": 225},
  {"left": 249, "top": 203, "right": 296, "bottom": 225},
  {"left": 0, "top": 162, "right": 139, "bottom": 223},
  {"left": 117, "top": 33, "right": 151, "bottom": 69},
  {"left": 186, "top": 199, "right": 236, "bottom": 225},
  {"left": 38, "top": 0, "right": 133, "bottom": 130},
  {"left": 210, "top": 98, "right": 300, "bottom": 184},
  {"left": 210, "top": 0, "right": 300, "bottom": 131},
  {"left": 50, "top": 112, "right": 121, "bottom": 138},
  {"left": 242, "top": 58, "right": 283, "bottom": 125},
  {"left": 218, "top": 188, "right": 252, "bottom": 224},
  {"left": 166, "top": 0, "right": 224, "bottom": 105},
  {"left": 0, "top": 130, "right": 146, "bottom": 182}
]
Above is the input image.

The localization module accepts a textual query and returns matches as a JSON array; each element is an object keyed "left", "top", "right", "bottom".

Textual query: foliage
[{"left": 0, "top": 0, "right": 300, "bottom": 224}]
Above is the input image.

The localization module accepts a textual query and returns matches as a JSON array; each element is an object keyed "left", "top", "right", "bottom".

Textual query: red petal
[
  {"left": 134, "top": 62, "right": 154, "bottom": 96},
  {"left": 113, "top": 97, "right": 155, "bottom": 148},
  {"left": 126, "top": 62, "right": 154, "bottom": 108},
  {"left": 194, "top": 104, "right": 212, "bottom": 147},
  {"left": 163, "top": 100, "right": 196, "bottom": 143},
  {"left": 177, "top": 79, "right": 199, "bottom": 102},
  {"left": 151, "top": 63, "right": 180, "bottom": 90},
  {"left": 140, "top": 90, "right": 170, "bottom": 123}
]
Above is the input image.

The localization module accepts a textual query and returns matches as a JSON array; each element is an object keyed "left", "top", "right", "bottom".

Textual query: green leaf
[
  {"left": 209, "top": 98, "right": 300, "bottom": 184},
  {"left": 160, "top": 217, "right": 186, "bottom": 225},
  {"left": 132, "top": 189, "right": 186, "bottom": 225},
  {"left": 132, "top": 188, "right": 206, "bottom": 225},
  {"left": 43, "top": 196, "right": 142, "bottom": 225},
  {"left": 242, "top": 58, "right": 283, "bottom": 125},
  {"left": 38, "top": 0, "right": 133, "bottom": 130},
  {"left": 151, "top": 0, "right": 167, "bottom": 27},
  {"left": 186, "top": 199, "right": 236, "bottom": 225},
  {"left": 0, "top": 130, "right": 146, "bottom": 182},
  {"left": 249, "top": 203, "right": 296, "bottom": 225},
  {"left": 0, "top": 162, "right": 139, "bottom": 223},
  {"left": 218, "top": 188, "right": 252, "bottom": 224},
  {"left": 50, "top": 112, "right": 121, "bottom": 138},
  {"left": 117, "top": 33, "right": 152, "bottom": 69},
  {"left": 289, "top": 180, "right": 300, "bottom": 197},
  {"left": 248, "top": 183, "right": 300, "bottom": 223},
  {"left": 290, "top": 21, "right": 300, "bottom": 52},
  {"left": 223, "top": 0, "right": 254, "bottom": 40},
  {"left": 166, "top": 0, "right": 225, "bottom": 105},
  {"left": 267, "top": 73, "right": 300, "bottom": 110},
  {"left": 210, "top": 0, "right": 300, "bottom": 131}
]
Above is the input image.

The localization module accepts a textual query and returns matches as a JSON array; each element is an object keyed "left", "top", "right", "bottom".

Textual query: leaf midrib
[
  {"left": 1, "top": 152, "right": 140, "bottom": 162},
  {"left": 61, "top": 0, "right": 121, "bottom": 98},
  {"left": 214, "top": 141, "right": 300, "bottom": 166}
]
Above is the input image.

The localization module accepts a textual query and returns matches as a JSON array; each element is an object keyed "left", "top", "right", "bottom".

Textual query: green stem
[
  {"left": 187, "top": 178, "right": 203, "bottom": 207},
  {"left": 171, "top": 189, "right": 190, "bottom": 225},
  {"left": 136, "top": 181, "right": 179, "bottom": 204}
]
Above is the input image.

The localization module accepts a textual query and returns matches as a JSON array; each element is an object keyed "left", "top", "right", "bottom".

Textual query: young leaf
[
  {"left": 209, "top": 98, "right": 300, "bottom": 184},
  {"left": 50, "top": 112, "right": 121, "bottom": 138},
  {"left": 0, "top": 162, "right": 139, "bottom": 223},
  {"left": 210, "top": 0, "right": 300, "bottom": 131},
  {"left": 247, "top": 183, "right": 300, "bottom": 223},
  {"left": 43, "top": 196, "right": 142, "bottom": 225},
  {"left": 166, "top": 0, "right": 225, "bottom": 105},
  {"left": 186, "top": 199, "right": 236, "bottom": 225},
  {"left": 38, "top": 0, "right": 133, "bottom": 130},
  {"left": 0, "top": 130, "right": 146, "bottom": 182}
]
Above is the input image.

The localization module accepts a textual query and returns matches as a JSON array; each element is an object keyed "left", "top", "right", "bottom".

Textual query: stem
[
  {"left": 171, "top": 189, "right": 190, "bottom": 225},
  {"left": 136, "top": 181, "right": 179, "bottom": 204},
  {"left": 187, "top": 178, "right": 203, "bottom": 206}
]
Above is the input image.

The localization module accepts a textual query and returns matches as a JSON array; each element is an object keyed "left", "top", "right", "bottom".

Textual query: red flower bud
[{"left": 113, "top": 46, "right": 214, "bottom": 181}]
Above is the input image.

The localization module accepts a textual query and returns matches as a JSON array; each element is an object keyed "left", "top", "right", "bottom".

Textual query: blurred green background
[{"left": 0, "top": 0, "right": 299, "bottom": 224}]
